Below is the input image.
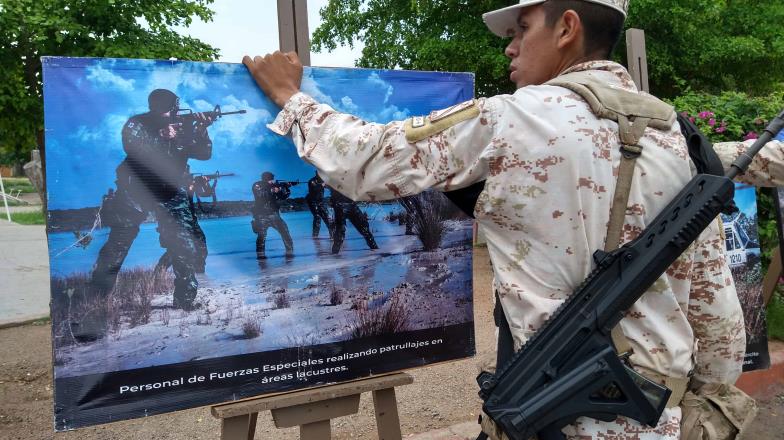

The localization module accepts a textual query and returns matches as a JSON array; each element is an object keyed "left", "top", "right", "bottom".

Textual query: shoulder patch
[{"left": 404, "top": 99, "right": 479, "bottom": 143}]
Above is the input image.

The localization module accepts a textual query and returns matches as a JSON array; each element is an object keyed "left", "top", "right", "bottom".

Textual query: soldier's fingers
[
  {"left": 242, "top": 55, "right": 253, "bottom": 68},
  {"left": 284, "top": 52, "right": 301, "bottom": 66}
]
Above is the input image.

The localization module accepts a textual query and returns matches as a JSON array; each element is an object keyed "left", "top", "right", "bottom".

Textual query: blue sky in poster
[
  {"left": 733, "top": 183, "right": 757, "bottom": 217},
  {"left": 42, "top": 58, "right": 473, "bottom": 210}
]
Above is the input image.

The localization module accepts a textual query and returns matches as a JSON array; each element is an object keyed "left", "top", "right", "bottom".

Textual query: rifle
[
  {"left": 477, "top": 109, "right": 784, "bottom": 440},
  {"left": 174, "top": 105, "right": 246, "bottom": 137},
  {"left": 274, "top": 180, "right": 301, "bottom": 188},
  {"left": 198, "top": 172, "right": 236, "bottom": 180}
]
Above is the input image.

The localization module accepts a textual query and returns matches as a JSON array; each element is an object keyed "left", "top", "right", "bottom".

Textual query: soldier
[
  {"left": 251, "top": 171, "right": 294, "bottom": 259},
  {"left": 81, "top": 89, "right": 214, "bottom": 341},
  {"left": 329, "top": 186, "right": 379, "bottom": 254},
  {"left": 242, "top": 0, "right": 779, "bottom": 436},
  {"left": 305, "top": 171, "right": 333, "bottom": 238}
]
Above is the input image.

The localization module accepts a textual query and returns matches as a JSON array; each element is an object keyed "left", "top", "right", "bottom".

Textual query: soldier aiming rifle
[
  {"left": 78, "top": 89, "right": 245, "bottom": 342},
  {"left": 251, "top": 171, "right": 295, "bottom": 260}
]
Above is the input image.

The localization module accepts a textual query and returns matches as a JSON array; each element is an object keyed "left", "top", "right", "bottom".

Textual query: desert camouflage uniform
[
  {"left": 268, "top": 60, "right": 747, "bottom": 438},
  {"left": 715, "top": 139, "right": 784, "bottom": 187}
]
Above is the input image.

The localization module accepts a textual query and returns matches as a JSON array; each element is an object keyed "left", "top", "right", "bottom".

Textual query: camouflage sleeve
[
  {"left": 266, "top": 92, "right": 497, "bottom": 201},
  {"left": 714, "top": 140, "right": 784, "bottom": 187},
  {"left": 122, "top": 119, "right": 158, "bottom": 158},
  {"left": 687, "top": 219, "right": 746, "bottom": 384}
]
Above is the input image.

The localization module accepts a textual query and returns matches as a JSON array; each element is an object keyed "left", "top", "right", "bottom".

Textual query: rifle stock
[{"left": 478, "top": 108, "right": 784, "bottom": 440}]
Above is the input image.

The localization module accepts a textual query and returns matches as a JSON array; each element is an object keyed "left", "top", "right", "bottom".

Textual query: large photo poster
[
  {"left": 722, "top": 183, "right": 769, "bottom": 371},
  {"left": 43, "top": 57, "right": 476, "bottom": 430}
]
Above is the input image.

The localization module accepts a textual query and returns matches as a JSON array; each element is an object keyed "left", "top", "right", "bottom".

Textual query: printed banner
[
  {"left": 722, "top": 183, "right": 769, "bottom": 371},
  {"left": 43, "top": 57, "right": 476, "bottom": 430}
]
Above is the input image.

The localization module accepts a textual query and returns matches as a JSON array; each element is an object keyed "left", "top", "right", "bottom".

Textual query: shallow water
[{"left": 47, "top": 205, "right": 472, "bottom": 291}]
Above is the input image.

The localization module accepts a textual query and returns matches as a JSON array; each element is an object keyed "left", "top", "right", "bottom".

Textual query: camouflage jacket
[{"left": 267, "top": 60, "right": 781, "bottom": 437}]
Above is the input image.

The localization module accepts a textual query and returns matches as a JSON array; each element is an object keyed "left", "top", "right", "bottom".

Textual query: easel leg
[
  {"left": 372, "top": 388, "right": 403, "bottom": 440},
  {"left": 221, "top": 412, "right": 258, "bottom": 440},
  {"left": 300, "top": 420, "right": 331, "bottom": 439}
]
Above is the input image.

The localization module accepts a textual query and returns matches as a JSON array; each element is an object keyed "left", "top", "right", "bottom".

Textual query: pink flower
[
  {"left": 715, "top": 126, "right": 727, "bottom": 133},
  {"left": 680, "top": 111, "right": 690, "bottom": 118},
  {"left": 689, "top": 117, "right": 695, "bottom": 123},
  {"left": 708, "top": 118, "right": 716, "bottom": 126},
  {"left": 743, "top": 131, "right": 758, "bottom": 141},
  {"left": 698, "top": 111, "right": 715, "bottom": 119}
]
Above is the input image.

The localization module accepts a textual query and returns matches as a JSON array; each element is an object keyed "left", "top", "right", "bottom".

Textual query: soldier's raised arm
[
  {"left": 714, "top": 139, "right": 784, "bottom": 187},
  {"left": 243, "top": 52, "right": 496, "bottom": 201}
]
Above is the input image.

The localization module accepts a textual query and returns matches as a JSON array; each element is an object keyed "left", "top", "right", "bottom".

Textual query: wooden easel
[{"left": 211, "top": 372, "right": 413, "bottom": 440}]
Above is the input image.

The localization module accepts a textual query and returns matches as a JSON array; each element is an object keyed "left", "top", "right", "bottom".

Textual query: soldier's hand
[
  {"left": 242, "top": 51, "right": 303, "bottom": 107},
  {"left": 194, "top": 112, "right": 216, "bottom": 128},
  {"left": 161, "top": 123, "right": 179, "bottom": 139}
]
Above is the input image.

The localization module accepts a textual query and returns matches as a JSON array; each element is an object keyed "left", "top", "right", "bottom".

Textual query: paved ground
[{"left": 0, "top": 191, "right": 49, "bottom": 327}]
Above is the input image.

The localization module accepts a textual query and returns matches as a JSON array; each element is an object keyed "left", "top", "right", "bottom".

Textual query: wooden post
[
  {"left": 625, "top": 28, "right": 649, "bottom": 93},
  {"left": 277, "top": 0, "right": 311, "bottom": 66},
  {"left": 212, "top": 372, "right": 413, "bottom": 440}
]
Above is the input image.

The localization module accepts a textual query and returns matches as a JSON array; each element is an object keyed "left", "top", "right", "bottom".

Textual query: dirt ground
[{"left": 2, "top": 247, "right": 783, "bottom": 439}]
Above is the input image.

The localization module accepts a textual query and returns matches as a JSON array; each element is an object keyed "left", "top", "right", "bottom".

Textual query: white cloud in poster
[
  {"left": 194, "top": 95, "right": 273, "bottom": 149},
  {"left": 71, "top": 113, "right": 133, "bottom": 152},
  {"left": 367, "top": 72, "right": 394, "bottom": 104},
  {"left": 300, "top": 69, "right": 410, "bottom": 123},
  {"left": 85, "top": 65, "right": 135, "bottom": 92}
]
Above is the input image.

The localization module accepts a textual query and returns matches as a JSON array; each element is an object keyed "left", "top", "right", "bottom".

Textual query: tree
[
  {"left": 312, "top": 0, "right": 784, "bottom": 99},
  {"left": 312, "top": 0, "right": 515, "bottom": 98},
  {"left": 623, "top": 0, "right": 784, "bottom": 98},
  {"left": 0, "top": 0, "right": 219, "bottom": 167}
]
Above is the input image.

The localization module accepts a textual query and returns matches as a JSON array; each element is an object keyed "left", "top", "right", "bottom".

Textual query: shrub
[
  {"left": 411, "top": 192, "right": 449, "bottom": 251},
  {"left": 668, "top": 89, "right": 784, "bottom": 143},
  {"left": 273, "top": 291, "right": 290, "bottom": 309},
  {"left": 349, "top": 295, "right": 409, "bottom": 339},
  {"left": 329, "top": 286, "right": 344, "bottom": 306},
  {"left": 241, "top": 318, "right": 262, "bottom": 339}
]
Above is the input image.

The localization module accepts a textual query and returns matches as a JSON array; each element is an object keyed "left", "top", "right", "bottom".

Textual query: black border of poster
[{"left": 54, "top": 322, "right": 474, "bottom": 430}]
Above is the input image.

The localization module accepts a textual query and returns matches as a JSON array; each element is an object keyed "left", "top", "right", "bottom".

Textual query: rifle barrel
[
  {"left": 727, "top": 109, "right": 784, "bottom": 179},
  {"left": 218, "top": 110, "right": 247, "bottom": 116}
]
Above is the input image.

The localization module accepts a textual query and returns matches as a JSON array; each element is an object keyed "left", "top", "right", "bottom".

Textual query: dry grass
[
  {"left": 273, "top": 291, "right": 290, "bottom": 309},
  {"left": 412, "top": 192, "right": 448, "bottom": 251},
  {"left": 349, "top": 294, "right": 409, "bottom": 339},
  {"left": 241, "top": 317, "right": 262, "bottom": 339},
  {"left": 51, "top": 267, "right": 174, "bottom": 347},
  {"left": 329, "top": 286, "right": 344, "bottom": 306}
]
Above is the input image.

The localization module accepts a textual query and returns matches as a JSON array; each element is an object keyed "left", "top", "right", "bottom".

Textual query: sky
[
  {"left": 42, "top": 58, "right": 474, "bottom": 210},
  {"left": 174, "top": 0, "right": 364, "bottom": 67}
]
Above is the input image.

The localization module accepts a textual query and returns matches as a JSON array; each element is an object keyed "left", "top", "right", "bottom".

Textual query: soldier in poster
[{"left": 77, "top": 89, "right": 215, "bottom": 341}]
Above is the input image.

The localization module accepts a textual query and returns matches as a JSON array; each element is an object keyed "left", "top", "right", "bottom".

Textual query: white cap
[{"left": 483, "top": 0, "right": 629, "bottom": 37}]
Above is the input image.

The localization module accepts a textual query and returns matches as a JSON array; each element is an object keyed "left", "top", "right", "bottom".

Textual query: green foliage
[
  {"left": 313, "top": 0, "right": 784, "bottom": 99},
  {"left": 668, "top": 89, "right": 784, "bottom": 143},
  {"left": 2, "top": 177, "right": 35, "bottom": 193},
  {"left": 756, "top": 188, "right": 779, "bottom": 271},
  {"left": 665, "top": 90, "right": 784, "bottom": 269},
  {"left": 10, "top": 209, "right": 45, "bottom": 225},
  {"left": 312, "top": 0, "right": 515, "bottom": 98},
  {"left": 0, "top": 0, "right": 219, "bottom": 166},
  {"left": 622, "top": 0, "right": 784, "bottom": 98},
  {"left": 768, "top": 291, "right": 784, "bottom": 341}
]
